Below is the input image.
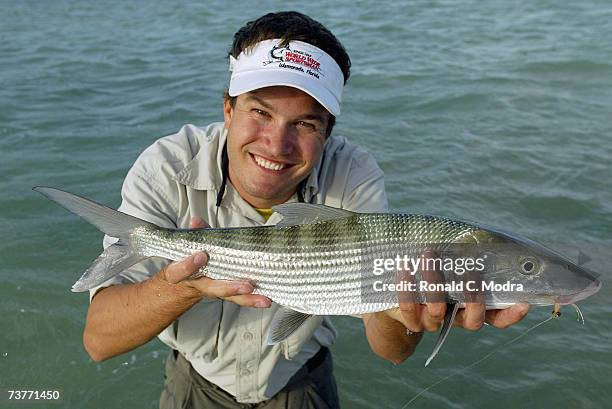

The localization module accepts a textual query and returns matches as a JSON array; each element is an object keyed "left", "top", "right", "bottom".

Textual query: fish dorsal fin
[
  {"left": 425, "top": 303, "right": 460, "bottom": 367},
  {"left": 272, "top": 203, "right": 354, "bottom": 227},
  {"left": 267, "top": 307, "right": 314, "bottom": 345},
  {"left": 577, "top": 251, "right": 592, "bottom": 266}
]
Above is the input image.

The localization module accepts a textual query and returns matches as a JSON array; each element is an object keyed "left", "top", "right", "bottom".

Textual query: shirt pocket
[
  {"left": 282, "top": 315, "right": 325, "bottom": 360},
  {"left": 175, "top": 298, "right": 223, "bottom": 362}
]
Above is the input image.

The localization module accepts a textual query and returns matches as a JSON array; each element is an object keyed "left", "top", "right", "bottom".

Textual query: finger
[
  {"left": 417, "top": 249, "right": 446, "bottom": 331},
  {"left": 452, "top": 307, "right": 472, "bottom": 328},
  {"left": 419, "top": 248, "right": 446, "bottom": 324},
  {"left": 425, "top": 302, "right": 446, "bottom": 323},
  {"left": 189, "top": 216, "right": 210, "bottom": 229},
  {"left": 396, "top": 268, "right": 423, "bottom": 332},
  {"left": 164, "top": 252, "right": 208, "bottom": 284},
  {"left": 462, "top": 302, "right": 486, "bottom": 331},
  {"left": 420, "top": 250, "right": 445, "bottom": 305},
  {"left": 461, "top": 268, "right": 485, "bottom": 330},
  {"left": 399, "top": 304, "right": 425, "bottom": 332},
  {"left": 422, "top": 303, "right": 447, "bottom": 332},
  {"left": 453, "top": 308, "right": 465, "bottom": 327},
  {"left": 188, "top": 276, "right": 256, "bottom": 298},
  {"left": 486, "top": 303, "right": 530, "bottom": 329},
  {"left": 223, "top": 294, "right": 272, "bottom": 308},
  {"left": 385, "top": 307, "right": 422, "bottom": 332}
]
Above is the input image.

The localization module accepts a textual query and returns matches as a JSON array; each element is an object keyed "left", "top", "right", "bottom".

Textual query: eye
[
  {"left": 297, "top": 120, "right": 316, "bottom": 131},
  {"left": 519, "top": 257, "right": 539, "bottom": 275},
  {"left": 252, "top": 108, "right": 270, "bottom": 117}
]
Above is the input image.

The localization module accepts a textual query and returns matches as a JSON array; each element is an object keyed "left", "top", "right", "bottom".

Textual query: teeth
[{"left": 254, "top": 155, "right": 286, "bottom": 171}]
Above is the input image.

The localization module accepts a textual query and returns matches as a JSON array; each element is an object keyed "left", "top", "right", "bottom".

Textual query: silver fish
[{"left": 34, "top": 187, "right": 601, "bottom": 365}]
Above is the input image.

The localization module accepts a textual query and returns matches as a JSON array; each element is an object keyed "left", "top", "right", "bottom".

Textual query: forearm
[
  {"left": 83, "top": 272, "right": 201, "bottom": 362},
  {"left": 363, "top": 312, "right": 422, "bottom": 365}
]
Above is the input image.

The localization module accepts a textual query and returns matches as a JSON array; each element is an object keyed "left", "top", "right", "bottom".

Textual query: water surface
[{"left": 1, "top": 1, "right": 611, "bottom": 408}]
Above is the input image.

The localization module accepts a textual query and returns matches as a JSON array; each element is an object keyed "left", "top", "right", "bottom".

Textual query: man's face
[{"left": 223, "top": 86, "right": 330, "bottom": 209}]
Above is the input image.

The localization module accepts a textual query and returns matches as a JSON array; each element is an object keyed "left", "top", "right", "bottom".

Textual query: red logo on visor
[{"left": 265, "top": 44, "right": 322, "bottom": 72}]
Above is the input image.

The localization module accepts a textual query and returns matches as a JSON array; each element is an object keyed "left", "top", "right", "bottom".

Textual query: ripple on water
[{"left": 2, "top": 2, "right": 611, "bottom": 409}]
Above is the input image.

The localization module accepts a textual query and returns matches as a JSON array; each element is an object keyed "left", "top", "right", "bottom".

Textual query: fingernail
[
  {"left": 193, "top": 253, "right": 207, "bottom": 266},
  {"left": 254, "top": 300, "right": 270, "bottom": 308},
  {"left": 236, "top": 285, "right": 252, "bottom": 295}
]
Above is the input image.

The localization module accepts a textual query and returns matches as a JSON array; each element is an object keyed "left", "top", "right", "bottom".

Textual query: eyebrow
[
  {"left": 298, "top": 113, "right": 327, "bottom": 123},
  {"left": 244, "top": 93, "right": 327, "bottom": 123},
  {"left": 244, "top": 94, "right": 275, "bottom": 111}
]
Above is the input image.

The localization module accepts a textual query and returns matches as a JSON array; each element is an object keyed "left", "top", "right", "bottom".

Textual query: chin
[{"left": 247, "top": 186, "right": 292, "bottom": 204}]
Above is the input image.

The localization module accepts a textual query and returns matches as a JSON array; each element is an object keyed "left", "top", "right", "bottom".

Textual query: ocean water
[{"left": 1, "top": 1, "right": 611, "bottom": 408}]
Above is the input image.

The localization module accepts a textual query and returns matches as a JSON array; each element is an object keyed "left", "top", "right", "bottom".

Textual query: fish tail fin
[
  {"left": 33, "top": 186, "right": 154, "bottom": 292},
  {"left": 33, "top": 186, "right": 153, "bottom": 239}
]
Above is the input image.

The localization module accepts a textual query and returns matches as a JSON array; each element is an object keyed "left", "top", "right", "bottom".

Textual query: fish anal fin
[
  {"left": 425, "top": 303, "right": 460, "bottom": 367},
  {"left": 272, "top": 203, "right": 354, "bottom": 227}
]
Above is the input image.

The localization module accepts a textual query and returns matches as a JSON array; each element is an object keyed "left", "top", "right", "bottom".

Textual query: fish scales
[
  {"left": 33, "top": 187, "right": 603, "bottom": 366},
  {"left": 131, "top": 214, "right": 477, "bottom": 315}
]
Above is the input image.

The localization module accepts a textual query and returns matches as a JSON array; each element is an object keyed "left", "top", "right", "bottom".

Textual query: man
[{"left": 83, "top": 11, "right": 530, "bottom": 409}]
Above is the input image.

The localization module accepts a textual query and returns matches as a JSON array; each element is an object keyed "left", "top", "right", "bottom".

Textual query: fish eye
[{"left": 519, "top": 257, "right": 539, "bottom": 275}]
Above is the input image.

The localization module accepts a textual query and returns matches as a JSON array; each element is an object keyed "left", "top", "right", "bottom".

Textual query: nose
[
  {"left": 581, "top": 278, "right": 602, "bottom": 299},
  {"left": 263, "top": 122, "right": 294, "bottom": 157},
  {"left": 556, "top": 278, "right": 601, "bottom": 305}
]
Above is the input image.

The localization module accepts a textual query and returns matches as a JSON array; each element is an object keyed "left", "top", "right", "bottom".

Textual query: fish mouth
[{"left": 556, "top": 279, "right": 602, "bottom": 305}]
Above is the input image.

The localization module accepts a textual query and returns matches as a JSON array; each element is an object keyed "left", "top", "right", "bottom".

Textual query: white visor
[{"left": 228, "top": 39, "right": 344, "bottom": 116}]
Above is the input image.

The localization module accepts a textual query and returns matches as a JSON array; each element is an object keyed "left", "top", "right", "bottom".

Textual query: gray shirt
[{"left": 90, "top": 122, "right": 388, "bottom": 403}]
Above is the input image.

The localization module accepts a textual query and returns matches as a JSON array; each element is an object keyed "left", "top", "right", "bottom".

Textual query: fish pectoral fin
[
  {"left": 425, "top": 303, "right": 460, "bottom": 367},
  {"left": 71, "top": 243, "right": 146, "bottom": 292},
  {"left": 272, "top": 203, "right": 354, "bottom": 227},
  {"left": 267, "top": 307, "right": 315, "bottom": 345}
]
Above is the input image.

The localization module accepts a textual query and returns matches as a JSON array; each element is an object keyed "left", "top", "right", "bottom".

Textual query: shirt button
[
  {"left": 240, "top": 368, "right": 251, "bottom": 376},
  {"left": 243, "top": 331, "right": 253, "bottom": 341},
  {"left": 246, "top": 360, "right": 255, "bottom": 369}
]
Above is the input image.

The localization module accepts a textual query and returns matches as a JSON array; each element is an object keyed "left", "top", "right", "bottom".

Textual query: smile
[{"left": 252, "top": 154, "right": 287, "bottom": 171}]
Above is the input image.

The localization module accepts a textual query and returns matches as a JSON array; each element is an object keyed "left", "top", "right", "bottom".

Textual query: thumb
[
  {"left": 189, "top": 216, "right": 210, "bottom": 229},
  {"left": 163, "top": 252, "right": 208, "bottom": 284}
]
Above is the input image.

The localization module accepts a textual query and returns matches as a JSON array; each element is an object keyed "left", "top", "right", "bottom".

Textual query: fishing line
[{"left": 399, "top": 309, "right": 560, "bottom": 409}]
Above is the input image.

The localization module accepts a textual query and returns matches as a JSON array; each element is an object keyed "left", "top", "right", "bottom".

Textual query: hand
[
  {"left": 381, "top": 301, "right": 531, "bottom": 333},
  {"left": 380, "top": 250, "right": 531, "bottom": 333},
  {"left": 158, "top": 216, "right": 272, "bottom": 308}
]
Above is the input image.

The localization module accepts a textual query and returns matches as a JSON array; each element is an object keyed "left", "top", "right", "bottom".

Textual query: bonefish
[{"left": 34, "top": 187, "right": 601, "bottom": 365}]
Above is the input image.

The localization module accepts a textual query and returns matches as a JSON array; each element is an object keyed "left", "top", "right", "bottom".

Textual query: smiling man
[
  {"left": 224, "top": 87, "right": 329, "bottom": 208},
  {"left": 82, "top": 11, "right": 529, "bottom": 409}
]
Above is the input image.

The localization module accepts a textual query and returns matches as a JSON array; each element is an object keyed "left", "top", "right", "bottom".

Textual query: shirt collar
[{"left": 173, "top": 125, "right": 227, "bottom": 191}]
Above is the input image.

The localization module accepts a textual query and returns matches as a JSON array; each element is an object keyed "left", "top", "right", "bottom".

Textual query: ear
[{"left": 223, "top": 98, "right": 233, "bottom": 129}]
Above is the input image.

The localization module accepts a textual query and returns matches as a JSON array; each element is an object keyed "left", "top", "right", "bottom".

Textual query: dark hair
[{"left": 225, "top": 11, "right": 351, "bottom": 137}]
